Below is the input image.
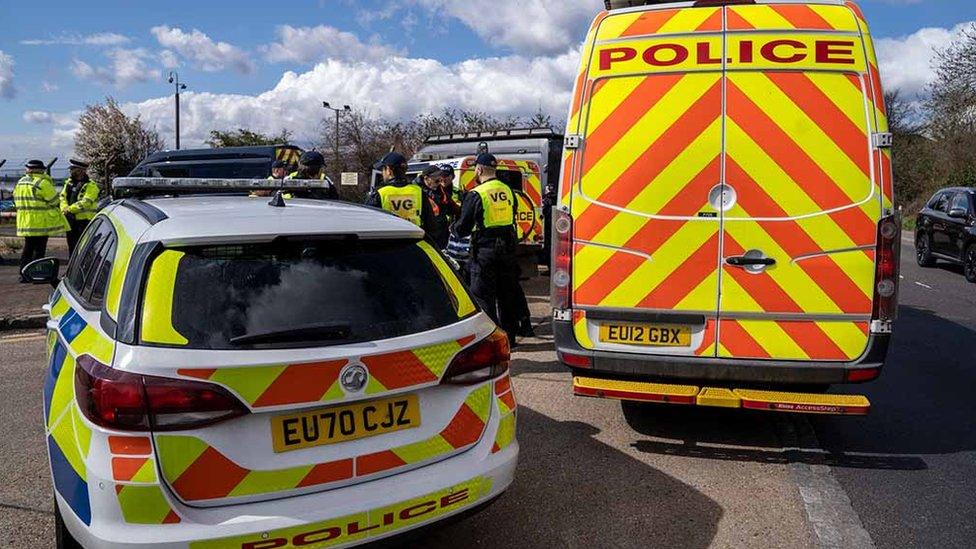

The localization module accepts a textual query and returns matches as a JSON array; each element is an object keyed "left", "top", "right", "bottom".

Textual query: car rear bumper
[
  {"left": 553, "top": 319, "right": 889, "bottom": 385},
  {"left": 59, "top": 414, "right": 518, "bottom": 549}
]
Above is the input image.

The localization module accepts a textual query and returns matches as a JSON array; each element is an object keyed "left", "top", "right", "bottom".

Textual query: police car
[{"left": 23, "top": 178, "right": 518, "bottom": 548}]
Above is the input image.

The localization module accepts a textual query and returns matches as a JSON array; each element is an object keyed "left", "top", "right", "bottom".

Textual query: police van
[
  {"left": 23, "top": 178, "right": 518, "bottom": 548},
  {"left": 552, "top": 0, "right": 898, "bottom": 414}
]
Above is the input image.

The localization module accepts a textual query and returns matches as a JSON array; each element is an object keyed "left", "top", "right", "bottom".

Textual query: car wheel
[
  {"left": 965, "top": 244, "right": 976, "bottom": 284},
  {"left": 916, "top": 233, "right": 936, "bottom": 267},
  {"left": 55, "top": 504, "right": 82, "bottom": 549}
]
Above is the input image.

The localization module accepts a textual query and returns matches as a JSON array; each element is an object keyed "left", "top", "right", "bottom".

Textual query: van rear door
[{"left": 717, "top": 2, "right": 884, "bottom": 361}]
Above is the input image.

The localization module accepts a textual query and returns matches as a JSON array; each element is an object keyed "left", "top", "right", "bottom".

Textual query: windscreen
[{"left": 148, "top": 239, "right": 467, "bottom": 350}]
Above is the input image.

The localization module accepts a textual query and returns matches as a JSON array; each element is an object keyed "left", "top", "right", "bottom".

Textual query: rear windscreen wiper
[{"left": 229, "top": 323, "right": 352, "bottom": 346}]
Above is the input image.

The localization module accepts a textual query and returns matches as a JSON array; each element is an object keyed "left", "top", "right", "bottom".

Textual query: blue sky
[{"left": 0, "top": 0, "right": 973, "bottom": 163}]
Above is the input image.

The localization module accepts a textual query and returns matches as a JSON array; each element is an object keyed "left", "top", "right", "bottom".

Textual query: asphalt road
[{"left": 1, "top": 239, "right": 973, "bottom": 548}]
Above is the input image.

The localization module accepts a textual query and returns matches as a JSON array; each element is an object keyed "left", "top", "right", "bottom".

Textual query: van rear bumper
[{"left": 552, "top": 320, "right": 889, "bottom": 386}]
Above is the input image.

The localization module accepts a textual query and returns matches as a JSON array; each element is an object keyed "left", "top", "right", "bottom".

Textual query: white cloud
[
  {"left": 413, "top": 0, "right": 602, "bottom": 55},
  {"left": 70, "top": 48, "right": 160, "bottom": 89},
  {"left": 151, "top": 26, "right": 254, "bottom": 74},
  {"left": 876, "top": 21, "right": 976, "bottom": 96},
  {"left": 20, "top": 32, "right": 130, "bottom": 46},
  {"left": 262, "top": 25, "right": 401, "bottom": 64},
  {"left": 160, "top": 50, "right": 180, "bottom": 69},
  {"left": 119, "top": 50, "right": 578, "bottom": 149},
  {"left": 0, "top": 50, "right": 14, "bottom": 99},
  {"left": 22, "top": 110, "right": 79, "bottom": 126},
  {"left": 41, "top": 81, "right": 59, "bottom": 93}
]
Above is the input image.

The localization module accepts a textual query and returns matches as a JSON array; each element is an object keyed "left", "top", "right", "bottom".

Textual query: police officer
[
  {"left": 287, "top": 151, "right": 338, "bottom": 199},
  {"left": 14, "top": 160, "right": 66, "bottom": 281},
  {"left": 452, "top": 153, "right": 525, "bottom": 344},
  {"left": 269, "top": 160, "right": 287, "bottom": 180},
  {"left": 59, "top": 159, "right": 100, "bottom": 255},
  {"left": 420, "top": 164, "right": 459, "bottom": 248},
  {"left": 365, "top": 152, "right": 435, "bottom": 233}
]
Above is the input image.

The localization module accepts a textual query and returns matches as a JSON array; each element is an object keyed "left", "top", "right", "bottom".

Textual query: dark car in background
[
  {"left": 915, "top": 187, "right": 976, "bottom": 282},
  {"left": 128, "top": 145, "right": 303, "bottom": 178}
]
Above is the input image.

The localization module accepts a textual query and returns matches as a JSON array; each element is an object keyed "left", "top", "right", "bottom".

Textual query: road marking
[
  {"left": 774, "top": 416, "right": 875, "bottom": 549},
  {"left": 0, "top": 332, "right": 46, "bottom": 343},
  {"left": 914, "top": 281, "right": 933, "bottom": 289}
]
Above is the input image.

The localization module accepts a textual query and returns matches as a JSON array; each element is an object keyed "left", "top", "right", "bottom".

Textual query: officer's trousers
[
  {"left": 19, "top": 236, "right": 48, "bottom": 281},
  {"left": 469, "top": 240, "right": 522, "bottom": 341}
]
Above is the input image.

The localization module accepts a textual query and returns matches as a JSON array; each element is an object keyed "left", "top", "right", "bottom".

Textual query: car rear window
[{"left": 141, "top": 239, "right": 472, "bottom": 350}]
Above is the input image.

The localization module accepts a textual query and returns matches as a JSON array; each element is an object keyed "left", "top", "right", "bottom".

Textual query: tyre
[
  {"left": 916, "top": 232, "right": 936, "bottom": 267},
  {"left": 965, "top": 244, "right": 976, "bottom": 283},
  {"left": 55, "top": 504, "right": 82, "bottom": 549}
]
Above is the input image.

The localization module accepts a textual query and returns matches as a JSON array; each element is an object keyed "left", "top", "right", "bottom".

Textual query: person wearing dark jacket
[
  {"left": 365, "top": 152, "right": 436, "bottom": 234},
  {"left": 286, "top": 150, "right": 339, "bottom": 200},
  {"left": 452, "top": 153, "right": 530, "bottom": 345},
  {"left": 420, "top": 164, "right": 459, "bottom": 249}
]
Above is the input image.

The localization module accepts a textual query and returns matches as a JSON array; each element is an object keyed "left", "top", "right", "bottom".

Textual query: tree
[
  {"left": 205, "top": 128, "right": 292, "bottom": 148},
  {"left": 74, "top": 97, "right": 165, "bottom": 188}
]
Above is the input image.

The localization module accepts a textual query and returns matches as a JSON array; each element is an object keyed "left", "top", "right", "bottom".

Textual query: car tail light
[
  {"left": 872, "top": 215, "right": 901, "bottom": 322},
  {"left": 845, "top": 367, "right": 881, "bottom": 383},
  {"left": 442, "top": 330, "right": 510, "bottom": 385},
  {"left": 559, "top": 351, "right": 592, "bottom": 369},
  {"left": 75, "top": 355, "right": 248, "bottom": 432},
  {"left": 551, "top": 208, "right": 573, "bottom": 310}
]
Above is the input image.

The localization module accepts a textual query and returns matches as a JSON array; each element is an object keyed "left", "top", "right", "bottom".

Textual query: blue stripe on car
[
  {"left": 47, "top": 435, "right": 91, "bottom": 526},
  {"left": 43, "top": 341, "right": 68, "bottom": 422}
]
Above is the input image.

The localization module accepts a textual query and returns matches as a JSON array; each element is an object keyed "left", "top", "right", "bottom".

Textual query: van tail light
[
  {"left": 442, "top": 330, "right": 510, "bottom": 385},
  {"left": 872, "top": 215, "right": 901, "bottom": 323},
  {"left": 551, "top": 208, "right": 573, "bottom": 310},
  {"left": 75, "top": 355, "right": 248, "bottom": 432}
]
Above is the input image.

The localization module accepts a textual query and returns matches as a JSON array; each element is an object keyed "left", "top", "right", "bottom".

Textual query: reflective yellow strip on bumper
[
  {"left": 573, "top": 376, "right": 699, "bottom": 404},
  {"left": 696, "top": 387, "right": 741, "bottom": 408},
  {"left": 735, "top": 389, "right": 870, "bottom": 415}
]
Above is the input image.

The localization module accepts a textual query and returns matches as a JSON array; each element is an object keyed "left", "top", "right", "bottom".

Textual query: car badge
[{"left": 340, "top": 363, "right": 369, "bottom": 393}]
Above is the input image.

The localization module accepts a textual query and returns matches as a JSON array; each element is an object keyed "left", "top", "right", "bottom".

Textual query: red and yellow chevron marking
[
  {"left": 571, "top": 72, "right": 722, "bottom": 313},
  {"left": 597, "top": 7, "right": 722, "bottom": 39},
  {"left": 112, "top": 457, "right": 157, "bottom": 483},
  {"left": 718, "top": 319, "right": 869, "bottom": 361},
  {"left": 177, "top": 337, "right": 474, "bottom": 409},
  {"left": 115, "top": 485, "right": 180, "bottom": 524},
  {"left": 156, "top": 385, "right": 492, "bottom": 502},
  {"left": 727, "top": 3, "right": 859, "bottom": 31},
  {"left": 492, "top": 376, "right": 516, "bottom": 454}
]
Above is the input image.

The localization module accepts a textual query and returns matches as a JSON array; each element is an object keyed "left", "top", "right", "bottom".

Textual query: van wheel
[
  {"left": 55, "top": 504, "right": 82, "bottom": 549},
  {"left": 916, "top": 233, "right": 936, "bottom": 267},
  {"left": 964, "top": 244, "right": 976, "bottom": 283}
]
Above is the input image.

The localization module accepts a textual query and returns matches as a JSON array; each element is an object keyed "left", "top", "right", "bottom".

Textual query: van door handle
[{"left": 726, "top": 256, "right": 776, "bottom": 267}]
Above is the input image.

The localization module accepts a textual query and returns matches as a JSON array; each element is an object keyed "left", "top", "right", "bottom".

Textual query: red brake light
[
  {"left": 75, "top": 355, "right": 248, "bottom": 432},
  {"left": 551, "top": 208, "right": 573, "bottom": 310},
  {"left": 558, "top": 351, "right": 592, "bottom": 369},
  {"left": 872, "top": 215, "right": 901, "bottom": 322},
  {"left": 845, "top": 367, "right": 881, "bottom": 383},
  {"left": 442, "top": 330, "right": 510, "bottom": 385}
]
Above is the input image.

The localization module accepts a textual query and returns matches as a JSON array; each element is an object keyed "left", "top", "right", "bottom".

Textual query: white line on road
[
  {"left": 775, "top": 416, "right": 875, "bottom": 549},
  {"left": 914, "top": 281, "right": 933, "bottom": 289}
]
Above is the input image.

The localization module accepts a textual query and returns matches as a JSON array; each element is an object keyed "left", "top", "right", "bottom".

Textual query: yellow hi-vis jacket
[
  {"left": 471, "top": 179, "right": 515, "bottom": 231},
  {"left": 59, "top": 179, "right": 100, "bottom": 221},
  {"left": 14, "top": 173, "right": 67, "bottom": 237},
  {"left": 378, "top": 183, "right": 424, "bottom": 226}
]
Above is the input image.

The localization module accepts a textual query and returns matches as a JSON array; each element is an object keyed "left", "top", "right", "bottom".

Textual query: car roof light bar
[{"left": 111, "top": 177, "right": 335, "bottom": 198}]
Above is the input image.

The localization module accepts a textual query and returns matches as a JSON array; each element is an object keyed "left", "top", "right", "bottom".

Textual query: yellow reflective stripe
[
  {"left": 392, "top": 434, "right": 455, "bottom": 464},
  {"left": 818, "top": 321, "right": 870, "bottom": 360},
  {"left": 494, "top": 413, "right": 516, "bottom": 452},
  {"left": 209, "top": 365, "right": 287, "bottom": 404},
  {"left": 416, "top": 241, "right": 476, "bottom": 318},
  {"left": 574, "top": 313, "right": 595, "bottom": 349},
  {"left": 70, "top": 325, "right": 115, "bottom": 365},
  {"left": 732, "top": 5, "right": 793, "bottom": 29},
  {"left": 739, "top": 320, "right": 809, "bottom": 359},
  {"left": 467, "top": 384, "right": 492, "bottom": 424},
  {"left": 229, "top": 466, "right": 312, "bottom": 498},
  {"left": 811, "top": 5, "right": 861, "bottom": 33},
  {"left": 50, "top": 406, "right": 86, "bottom": 481},
  {"left": 140, "top": 250, "right": 189, "bottom": 346},
  {"left": 128, "top": 458, "right": 158, "bottom": 483},
  {"left": 105, "top": 213, "right": 135, "bottom": 319},
  {"left": 48, "top": 353, "right": 76, "bottom": 430},
  {"left": 413, "top": 340, "right": 463, "bottom": 379},
  {"left": 116, "top": 485, "right": 177, "bottom": 524},
  {"left": 155, "top": 436, "right": 208, "bottom": 480}
]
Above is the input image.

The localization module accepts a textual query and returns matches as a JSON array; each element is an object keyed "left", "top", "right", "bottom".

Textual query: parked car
[{"left": 915, "top": 187, "right": 976, "bottom": 282}]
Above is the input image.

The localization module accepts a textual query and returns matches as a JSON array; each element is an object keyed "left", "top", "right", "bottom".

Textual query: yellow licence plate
[
  {"left": 599, "top": 323, "right": 692, "bottom": 347},
  {"left": 271, "top": 395, "right": 420, "bottom": 453}
]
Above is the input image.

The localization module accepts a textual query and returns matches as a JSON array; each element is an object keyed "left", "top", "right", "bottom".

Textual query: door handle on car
[{"left": 726, "top": 256, "right": 776, "bottom": 267}]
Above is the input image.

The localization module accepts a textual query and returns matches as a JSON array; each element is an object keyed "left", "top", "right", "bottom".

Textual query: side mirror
[
  {"left": 948, "top": 208, "right": 968, "bottom": 219},
  {"left": 21, "top": 257, "right": 60, "bottom": 287}
]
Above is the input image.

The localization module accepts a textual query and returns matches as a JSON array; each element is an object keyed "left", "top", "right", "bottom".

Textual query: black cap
[
  {"left": 299, "top": 150, "right": 325, "bottom": 167},
  {"left": 437, "top": 163, "right": 455, "bottom": 177},
  {"left": 271, "top": 160, "right": 286, "bottom": 169},
  {"left": 373, "top": 152, "right": 407, "bottom": 170},
  {"left": 421, "top": 164, "right": 441, "bottom": 177},
  {"left": 25, "top": 159, "right": 46, "bottom": 170},
  {"left": 68, "top": 158, "right": 89, "bottom": 169},
  {"left": 475, "top": 153, "right": 497, "bottom": 167}
]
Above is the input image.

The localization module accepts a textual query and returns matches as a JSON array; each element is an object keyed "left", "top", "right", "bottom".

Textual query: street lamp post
[
  {"left": 322, "top": 102, "right": 351, "bottom": 171},
  {"left": 168, "top": 71, "right": 188, "bottom": 150}
]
